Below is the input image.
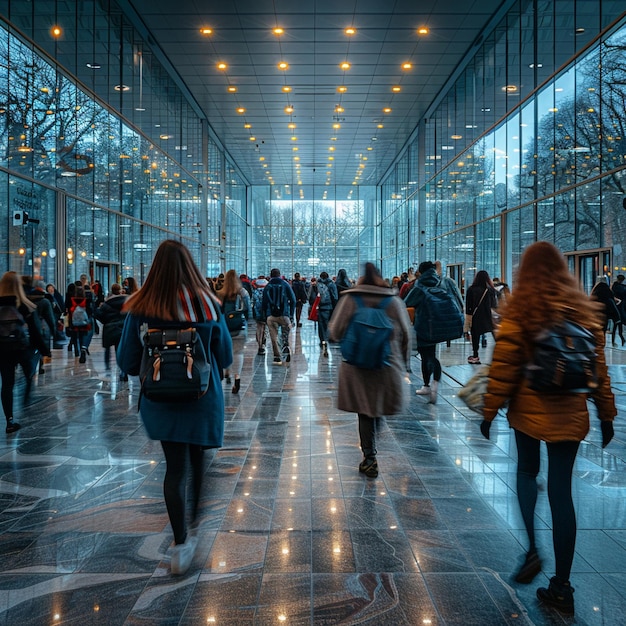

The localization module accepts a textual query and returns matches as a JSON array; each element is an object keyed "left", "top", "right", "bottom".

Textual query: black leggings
[
  {"left": 160, "top": 441, "right": 205, "bottom": 544},
  {"left": 514, "top": 429, "right": 580, "bottom": 581},
  {"left": 417, "top": 344, "right": 441, "bottom": 386},
  {"left": 358, "top": 413, "right": 380, "bottom": 459}
]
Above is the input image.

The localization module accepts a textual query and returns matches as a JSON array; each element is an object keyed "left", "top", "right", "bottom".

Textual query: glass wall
[
  {"left": 0, "top": 1, "right": 227, "bottom": 290},
  {"left": 381, "top": 0, "right": 626, "bottom": 291}
]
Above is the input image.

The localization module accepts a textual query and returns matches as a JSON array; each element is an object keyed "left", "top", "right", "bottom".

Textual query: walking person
[
  {"left": 316, "top": 271, "right": 338, "bottom": 357},
  {"left": 404, "top": 261, "right": 449, "bottom": 403},
  {"left": 591, "top": 278, "right": 621, "bottom": 334},
  {"left": 262, "top": 268, "right": 296, "bottom": 365},
  {"left": 0, "top": 271, "right": 50, "bottom": 433},
  {"left": 611, "top": 274, "right": 626, "bottom": 346},
  {"left": 252, "top": 277, "right": 269, "bottom": 355},
  {"left": 117, "top": 240, "right": 232, "bottom": 575},
  {"left": 465, "top": 270, "right": 497, "bottom": 364},
  {"left": 220, "top": 269, "right": 250, "bottom": 394},
  {"left": 335, "top": 268, "right": 353, "bottom": 297},
  {"left": 480, "top": 242, "right": 616, "bottom": 615},
  {"left": 291, "top": 272, "right": 308, "bottom": 327},
  {"left": 329, "top": 262, "right": 411, "bottom": 478},
  {"left": 68, "top": 284, "right": 95, "bottom": 364},
  {"left": 94, "top": 284, "right": 128, "bottom": 379}
]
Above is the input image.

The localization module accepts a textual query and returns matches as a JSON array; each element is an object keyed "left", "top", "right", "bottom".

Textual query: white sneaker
[
  {"left": 171, "top": 535, "right": 198, "bottom": 575},
  {"left": 429, "top": 380, "right": 439, "bottom": 404},
  {"left": 415, "top": 385, "right": 431, "bottom": 395}
]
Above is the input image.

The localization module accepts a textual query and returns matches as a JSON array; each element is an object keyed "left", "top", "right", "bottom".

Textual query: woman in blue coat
[{"left": 117, "top": 240, "right": 232, "bottom": 575}]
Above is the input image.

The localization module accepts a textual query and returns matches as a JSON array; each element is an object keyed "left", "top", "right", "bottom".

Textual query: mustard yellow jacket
[{"left": 483, "top": 318, "right": 616, "bottom": 442}]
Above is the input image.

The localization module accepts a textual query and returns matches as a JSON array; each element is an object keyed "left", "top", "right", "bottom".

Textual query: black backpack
[
  {"left": 414, "top": 285, "right": 464, "bottom": 343},
  {"left": 222, "top": 295, "right": 245, "bottom": 332},
  {"left": 266, "top": 284, "right": 285, "bottom": 317},
  {"left": 525, "top": 320, "right": 598, "bottom": 394},
  {"left": 0, "top": 304, "right": 30, "bottom": 350},
  {"left": 139, "top": 327, "right": 211, "bottom": 403}
]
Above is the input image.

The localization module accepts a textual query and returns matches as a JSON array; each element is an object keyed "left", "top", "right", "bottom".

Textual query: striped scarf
[{"left": 177, "top": 285, "right": 220, "bottom": 322}]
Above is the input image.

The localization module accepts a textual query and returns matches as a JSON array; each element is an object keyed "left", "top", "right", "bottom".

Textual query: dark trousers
[
  {"left": 0, "top": 351, "right": 35, "bottom": 419},
  {"left": 317, "top": 308, "right": 331, "bottom": 344},
  {"left": 358, "top": 413, "right": 380, "bottom": 459},
  {"left": 417, "top": 344, "right": 441, "bottom": 386},
  {"left": 514, "top": 429, "right": 580, "bottom": 581},
  {"left": 160, "top": 441, "right": 205, "bottom": 544}
]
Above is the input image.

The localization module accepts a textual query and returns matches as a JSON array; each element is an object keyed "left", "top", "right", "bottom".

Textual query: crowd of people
[{"left": 0, "top": 242, "right": 622, "bottom": 609}]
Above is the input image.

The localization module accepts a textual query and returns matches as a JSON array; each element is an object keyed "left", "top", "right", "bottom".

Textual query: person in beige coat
[
  {"left": 329, "top": 262, "right": 412, "bottom": 478},
  {"left": 481, "top": 242, "right": 616, "bottom": 615}
]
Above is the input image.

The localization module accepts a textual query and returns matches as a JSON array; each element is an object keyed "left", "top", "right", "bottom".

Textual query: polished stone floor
[{"left": 0, "top": 322, "right": 624, "bottom": 625}]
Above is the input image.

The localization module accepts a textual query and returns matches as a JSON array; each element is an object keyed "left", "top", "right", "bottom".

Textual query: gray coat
[{"left": 328, "top": 285, "right": 412, "bottom": 418}]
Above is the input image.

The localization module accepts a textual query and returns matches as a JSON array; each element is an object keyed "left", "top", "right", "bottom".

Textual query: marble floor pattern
[{"left": 0, "top": 323, "right": 625, "bottom": 625}]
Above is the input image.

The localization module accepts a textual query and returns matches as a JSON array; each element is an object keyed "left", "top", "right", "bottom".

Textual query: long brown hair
[
  {"left": 221, "top": 269, "right": 243, "bottom": 301},
  {"left": 504, "top": 241, "right": 602, "bottom": 336},
  {"left": 0, "top": 271, "right": 36, "bottom": 311},
  {"left": 123, "top": 240, "right": 217, "bottom": 320}
]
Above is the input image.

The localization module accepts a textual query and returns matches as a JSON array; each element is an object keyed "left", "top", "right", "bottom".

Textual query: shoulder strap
[{"left": 472, "top": 288, "right": 488, "bottom": 314}]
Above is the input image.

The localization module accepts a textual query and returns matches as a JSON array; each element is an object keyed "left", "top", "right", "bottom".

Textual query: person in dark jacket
[
  {"left": 316, "top": 271, "right": 338, "bottom": 357},
  {"left": 262, "top": 269, "right": 296, "bottom": 365},
  {"left": 335, "top": 268, "right": 353, "bottom": 297},
  {"left": 117, "top": 240, "right": 232, "bottom": 576},
  {"left": 69, "top": 285, "right": 95, "bottom": 363},
  {"left": 0, "top": 272, "right": 50, "bottom": 433},
  {"left": 94, "top": 284, "right": 128, "bottom": 378},
  {"left": 291, "top": 272, "right": 308, "bottom": 327},
  {"left": 591, "top": 279, "right": 621, "bottom": 333},
  {"left": 404, "top": 261, "right": 450, "bottom": 404},
  {"left": 465, "top": 270, "right": 497, "bottom": 364},
  {"left": 611, "top": 274, "right": 626, "bottom": 346},
  {"left": 24, "top": 278, "right": 56, "bottom": 373}
]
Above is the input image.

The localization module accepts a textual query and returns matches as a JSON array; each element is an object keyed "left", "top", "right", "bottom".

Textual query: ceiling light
[
  {"left": 335, "top": 105, "right": 344, "bottom": 113},
  {"left": 383, "top": 107, "right": 392, "bottom": 113},
  {"left": 402, "top": 62, "right": 412, "bottom": 70},
  {"left": 227, "top": 86, "right": 237, "bottom": 92},
  {"left": 528, "top": 63, "right": 543, "bottom": 69},
  {"left": 236, "top": 107, "right": 246, "bottom": 114},
  {"left": 273, "top": 27, "right": 284, "bottom": 35},
  {"left": 391, "top": 86, "right": 401, "bottom": 92},
  {"left": 344, "top": 27, "right": 357, "bottom": 36},
  {"left": 329, "top": 146, "right": 335, "bottom": 151},
  {"left": 284, "top": 105, "right": 294, "bottom": 114},
  {"left": 200, "top": 27, "right": 213, "bottom": 35},
  {"left": 51, "top": 26, "right": 62, "bottom": 38},
  {"left": 114, "top": 84, "right": 130, "bottom": 91},
  {"left": 288, "top": 123, "right": 296, "bottom": 129},
  {"left": 259, "top": 157, "right": 265, "bottom": 161},
  {"left": 278, "top": 62, "right": 289, "bottom": 70},
  {"left": 333, "top": 123, "right": 340, "bottom": 129},
  {"left": 337, "top": 86, "right": 347, "bottom": 93},
  {"left": 291, "top": 136, "right": 297, "bottom": 141},
  {"left": 340, "top": 62, "right": 351, "bottom": 70},
  {"left": 217, "top": 62, "right": 227, "bottom": 70},
  {"left": 282, "top": 86, "right": 292, "bottom": 92},
  {"left": 377, "top": 124, "right": 384, "bottom": 128},
  {"left": 417, "top": 27, "right": 429, "bottom": 35},
  {"left": 451, "top": 135, "right": 462, "bottom": 140},
  {"left": 244, "top": 123, "right": 251, "bottom": 128},
  {"left": 575, "top": 27, "right": 585, "bottom": 34},
  {"left": 502, "top": 84, "right": 518, "bottom": 92},
  {"left": 86, "top": 62, "right": 101, "bottom": 69}
]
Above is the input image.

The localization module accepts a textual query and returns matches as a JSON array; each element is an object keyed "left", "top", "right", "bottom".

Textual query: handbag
[
  {"left": 458, "top": 364, "right": 490, "bottom": 413},
  {"left": 308, "top": 294, "right": 321, "bottom": 321}
]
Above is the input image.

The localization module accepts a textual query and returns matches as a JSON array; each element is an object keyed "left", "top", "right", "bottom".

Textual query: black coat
[{"left": 94, "top": 295, "right": 128, "bottom": 348}]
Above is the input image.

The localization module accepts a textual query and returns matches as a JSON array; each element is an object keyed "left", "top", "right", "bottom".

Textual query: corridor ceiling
[{"left": 126, "top": 0, "right": 504, "bottom": 187}]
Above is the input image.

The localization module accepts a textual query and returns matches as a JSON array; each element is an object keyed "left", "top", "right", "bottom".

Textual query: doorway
[
  {"left": 565, "top": 249, "right": 611, "bottom": 295},
  {"left": 89, "top": 260, "right": 120, "bottom": 296}
]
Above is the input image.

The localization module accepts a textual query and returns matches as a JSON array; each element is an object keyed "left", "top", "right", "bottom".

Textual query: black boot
[
  {"left": 232, "top": 378, "right": 241, "bottom": 394},
  {"left": 5, "top": 418, "right": 21, "bottom": 434},
  {"left": 79, "top": 347, "right": 87, "bottom": 363},
  {"left": 537, "top": 576, "right": 575, "bottom": 615}
]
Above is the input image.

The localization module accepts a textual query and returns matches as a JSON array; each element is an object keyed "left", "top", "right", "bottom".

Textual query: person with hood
[
  {"left": 404, "top": 261, "right": 454, "bottom": 404},
  {"left": 329, "top": 262, "right": 412, "bottom": 478},
  {"left": 316, "top": 271, "right": 338, "bottom": 357},
  {"left": 262, "top": 268, "right": 296, "bottom": 365},
  {"left": 94, "top": 284, "right": 128, "bottom": 378}
]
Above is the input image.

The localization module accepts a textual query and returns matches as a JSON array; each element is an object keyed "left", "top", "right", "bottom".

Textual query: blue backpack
[
  {"left": 252, "top": 288, "right": 265, "bottom": 321},
  {"left": 341, "top": 295, "right": 394, "bottom": 369}
]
